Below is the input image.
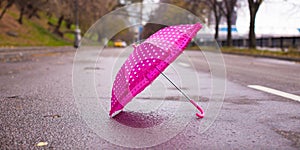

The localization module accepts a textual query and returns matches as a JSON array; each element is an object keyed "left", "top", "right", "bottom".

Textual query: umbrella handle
[{"left": 189, "top": 99, "right": 204, "bottom": 119}]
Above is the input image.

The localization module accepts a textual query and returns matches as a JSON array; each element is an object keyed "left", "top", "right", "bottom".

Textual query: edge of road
[
  {"left": 220, "top": 51, "right": 300, "bottom": 62},
  {"left": 0, "top": 46, "right": 76, "bottom": 62},
  {"left": 0, "top": 46, "right": 74, "bottom": 53},
  {"left": 1, "top": 46, "right": 300, "bottom": 63}
]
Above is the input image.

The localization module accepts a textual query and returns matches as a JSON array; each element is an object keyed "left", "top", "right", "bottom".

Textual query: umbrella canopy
[{"left": 110, "top": 23, "right": 203, "bottom": 117}]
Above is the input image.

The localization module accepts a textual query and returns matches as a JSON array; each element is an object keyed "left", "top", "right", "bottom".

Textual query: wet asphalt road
[{"left": 0, "top": 47, "right": 300, "bottom": 149}]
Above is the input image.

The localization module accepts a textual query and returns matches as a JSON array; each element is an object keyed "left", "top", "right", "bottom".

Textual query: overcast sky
[{"left": 236, "top": 0, "right": 300, "bottom": 36}]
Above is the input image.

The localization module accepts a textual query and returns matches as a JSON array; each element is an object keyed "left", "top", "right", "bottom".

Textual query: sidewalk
[
  {"left": 0, "top": 46, "right": 75, "bottom": 62},
  {"left": 0, "top": 46, "right": 74, "bottom": 53}
]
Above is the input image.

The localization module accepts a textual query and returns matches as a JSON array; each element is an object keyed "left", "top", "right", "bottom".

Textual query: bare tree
[
  {"left": 248, "top": 0, "right": 263, "bottom": 49},
  {"left": 79, "top": 0, "right": 118, "bottom": 32},
  {"left": 44, "top": 0, "right": 119, "bottom": 37},
  {"left": 27, "top": 0, "right": 48, "bottom": 19},
  {"left": 46, "top": 0, "right": 74, "bottom": 36},
  {"left": 14, "top": 0, "right": 28, "bottom": 24},
  {"left": 161, "top": 0, "right": 207, "bottom": 22},
  {"left": 12, "top": 0, "right": 49, "bottom": 24},
  {"left": 203, "top": 0, "right": 223, "bottom": 40},
  {"left": 0, "top": 0, "right": 14, "bottom": 20},
  {"left": 219, "top": 0, "right": 237, "bottom": 47},
  {"left": 0, "top": 0, "right": 3, "bottom": 7}
]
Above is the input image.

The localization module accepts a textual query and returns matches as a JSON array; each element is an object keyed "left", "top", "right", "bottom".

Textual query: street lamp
[
  {"left": 74, "top": 0, "right": 81, "bottom": 48},
  {"left": 138, "top": 2, "right": 143, "bottom": 42}
]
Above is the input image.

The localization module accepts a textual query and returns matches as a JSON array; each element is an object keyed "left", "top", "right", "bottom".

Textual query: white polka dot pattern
[{"left": 109, "top": 23, "right": 202, "bottom": 116}]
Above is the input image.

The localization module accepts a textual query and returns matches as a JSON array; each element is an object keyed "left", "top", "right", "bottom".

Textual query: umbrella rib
[{"left": 155, "top": 67, "right": 191, "bottom": 101}]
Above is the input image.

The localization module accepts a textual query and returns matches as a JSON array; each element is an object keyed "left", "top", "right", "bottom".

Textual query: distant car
[{"left": 114, "top": 41, "right": 127, "bottom": 47}]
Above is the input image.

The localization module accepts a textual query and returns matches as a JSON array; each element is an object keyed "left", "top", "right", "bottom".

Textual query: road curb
[
  {"left": 0, "top": 46, "right": 76, "bottom": 62},
  {"left": 222, "top": 51, "right": 300, "bottom": 62},
  {"left": 0, "top": 46, "right": 75, "bottom": 53}
]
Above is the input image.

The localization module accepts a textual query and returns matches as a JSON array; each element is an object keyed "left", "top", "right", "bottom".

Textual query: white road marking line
[
  {"left": 248, "top": 85, "right": 300, "bottom": 102},
  {"left": 177, "top": 62, "right": 190, "bottom": 67}
]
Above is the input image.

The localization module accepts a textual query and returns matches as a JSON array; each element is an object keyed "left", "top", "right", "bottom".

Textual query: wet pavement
[{"left": 0, "top": 47, "right": 300, "bottom": 149}]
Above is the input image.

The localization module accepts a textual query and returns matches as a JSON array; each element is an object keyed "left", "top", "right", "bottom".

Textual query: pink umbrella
[{"left": 110, "top": 23, "right": 204, "bottom": 118}]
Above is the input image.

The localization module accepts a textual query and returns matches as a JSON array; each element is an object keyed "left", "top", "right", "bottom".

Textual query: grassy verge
[
  {"left": 221, "top": 47, "right": 300, "bottom": 60},
  {"left": 0, "top": 6, "right": 72, "bottom": 47},
  {"left": 189, "top": 46, "right": 300, "bottom": 61},
  {"left": 25, "top": 20, "right": 70, "bottom": 46}
]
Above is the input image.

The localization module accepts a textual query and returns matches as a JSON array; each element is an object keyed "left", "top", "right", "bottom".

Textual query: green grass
[
  {"left": 47, "top": 15, "right": 76, "bottom": 41},
  {"left": 6, "top": 10, "right": 18, "bottom": 18},
  {"left": 189, "top": 46, "right": 300, "bottom": 61},
  {"left": 221, "top": 47, "right": 300, "bottom": 58},
  {"left": 47, "top": 16, "right": 58, "bottom": 26},
  {"left": 0, "top": 8, "right": 73, "bottom": 47},
  {"left": 0, "top": 18, "right": 70, "bottom": 46},
  {"left": 29, "top": 21, "right": 70, "bottom": 46}
]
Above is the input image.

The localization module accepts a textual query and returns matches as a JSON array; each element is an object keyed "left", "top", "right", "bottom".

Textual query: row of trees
[
  {"left": 198, "top": 0, "right": 262, "bottom": 48},
  {"left": 144, "top": 0, "right": 263, "bottom": 48},
  {"left": 0, "top": 0, "right": 264, "bottom": 48},
  {"left": 0, "top": 0, "right": 48, "bottom": 24},
  {"left": 0, "top": 0, "right": 120, "bottom": 37}
]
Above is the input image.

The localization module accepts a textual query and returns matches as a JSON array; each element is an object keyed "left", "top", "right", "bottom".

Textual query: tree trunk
[
  {"left": 0, "top": 7, "right": 7, "bottom": 19},
  {"left": 65, "top": 19, "right": 72, "bottom": 29},
  {"left": 218, "top": 0, "right": 236, "bottom": 47},
  {"left": 227, "top": 14, "right": 232, "bottom": 47},
  {"left": 213, "top": 1, "right": 222, "bottom": 41},
  {"left": 18, "top": 6, "right": 25, "bottom": 24},
  {"left": 215, "top": 17, "right": 220, "bottom": 40},
  {"left": 249, "top": 11, "right": 256, "bottom": 49},
  {"left": 28, "top": 8, "right": 38, "bottom": 19},
  {"left": 248, "top": 0, "right": 262, "bottom": 49},
  {"left": 54, "top": 15, "right": 64, "bottom": 37},
  {"left": 0, "top": 0, "right": 14, "bottom": 20},
  {"left": 214, "top": 9, "right": 221, "bottom": 40}
]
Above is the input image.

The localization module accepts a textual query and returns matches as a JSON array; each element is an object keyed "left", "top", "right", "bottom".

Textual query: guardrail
[{"left": 220, "top": 36, "right": 300, "bottom": 50}]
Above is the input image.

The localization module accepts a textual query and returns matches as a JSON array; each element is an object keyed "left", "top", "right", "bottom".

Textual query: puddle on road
[
  {"left": 6, "top": 95, "right": 20, "bottom": 99},
  {"left": 43, "top": 114, "right": 61, "bottom": 119}
]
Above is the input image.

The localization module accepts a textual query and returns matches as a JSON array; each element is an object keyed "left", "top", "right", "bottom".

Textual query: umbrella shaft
[{"left": 155, "top": 67, "right": 191, "bottom": 101}]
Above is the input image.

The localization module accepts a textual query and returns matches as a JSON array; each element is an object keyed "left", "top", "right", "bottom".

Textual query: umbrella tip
[
  {"left": 109, "top": 109, "right": 123, "bottom": 118},
  {"left": 132, "top": 43, "right": 139, "bottom": 49},
  {"left": 196, "top": 22, "right": 203, "bottom": 28},
  {"left": 109, "top": 111, "right": 112, "bottom": 116}
]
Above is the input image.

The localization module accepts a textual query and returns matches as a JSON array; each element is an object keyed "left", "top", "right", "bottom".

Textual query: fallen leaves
[
  {"left": 36, "top": 142, "right": 48, "bottom": 147},
  {"left": 43, "top": 114, "right": 61, "bottom": 118}
]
